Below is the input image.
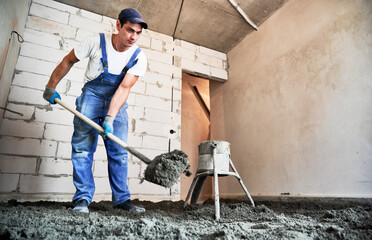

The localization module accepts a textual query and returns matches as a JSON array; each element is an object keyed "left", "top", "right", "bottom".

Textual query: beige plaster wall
[{"left": 211, "top": 0, "right": 372, "bottom": 198}]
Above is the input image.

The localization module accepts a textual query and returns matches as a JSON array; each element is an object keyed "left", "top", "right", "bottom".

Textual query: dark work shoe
[
  {"left": 72, "top": 199, "right": 89, "bottom": 213},
  {"left": 114, "top": 200, "right": 145, "bottom": 212}
]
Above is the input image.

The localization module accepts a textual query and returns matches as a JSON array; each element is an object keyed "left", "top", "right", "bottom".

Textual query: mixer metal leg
[
  {"left": 190, "top": 175, "right": 207, "bottom": 204},
  {"left": 229, "top": 159, "right": 255, "bottom": 207},
  {"left": 214, "top": 165, "right": 220, "bottom": 220},
  {"left": 184, "top": 175, "right": 199, "bottom": 208}
]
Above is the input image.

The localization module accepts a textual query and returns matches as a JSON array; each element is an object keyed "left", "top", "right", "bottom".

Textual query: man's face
[{"left": 116, "top": 20, "right": 143, "bottom": 49}]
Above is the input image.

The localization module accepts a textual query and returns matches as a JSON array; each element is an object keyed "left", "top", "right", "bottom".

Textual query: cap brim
[{"left": 129, "top": 18, "right": 148, "bottom": 29}]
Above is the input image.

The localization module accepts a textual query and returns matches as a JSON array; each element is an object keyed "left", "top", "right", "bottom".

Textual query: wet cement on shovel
[
  {"left": 144, "top": 150, "right": 189, "bottom": 188},
  {"left": 1, "top": 198, "right": 371, "bottom": 239}
]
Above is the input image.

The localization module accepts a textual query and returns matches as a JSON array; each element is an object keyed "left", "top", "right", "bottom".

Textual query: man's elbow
[{"left": 63, "top": 50, "right": 80, "bottom": 67}]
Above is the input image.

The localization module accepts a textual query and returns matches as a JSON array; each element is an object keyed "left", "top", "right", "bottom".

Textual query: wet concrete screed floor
[{"left": 0, "top": 198, "right": 371, "bottom": 239}]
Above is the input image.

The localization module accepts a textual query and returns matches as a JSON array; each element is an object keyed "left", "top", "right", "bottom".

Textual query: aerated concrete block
[
  {"left": 127, "top": 106, "right": 145, "bottom": 120},
  {"left": 0, "top": 137, "right": 57, "bottom": 157},
  {"left": 0, "top": 155, "right": 37, "bottom": 174},
  {"left": 142, "top": 48, "right": 172, "bottom": 65},
  {"left": 93, "top": 160, "right": 108, "bottom": 177},
  {"left": 94, "top": 177, "right": 111, "bottom": 193},
  {"left": 20, "top": 42, "right": 66, "bottom": 63},
  {"left": 0, "top": 119, "right": 44, "bottom": 139},
  {"left": 144, "top": 30, "right": 173, "bottom": 43},
  {"left": 33, "top": 0, "right": 79, "bottom": 14},
  {"left": 142, "top": 135, "right": 169, "bottom": 151},
  {"left": 38, "top": 158, "right": 73, "bottom": 175},
  {"left": 180, "top": 58, "right": 210, "bottom": 76},
  {"left": 128, "top": 178, "right": 169, "bottom": 195},
  {"left": 23, "top": 28, "right": 61, "bottom": 49},
  {"left": 151, "top": 38, "right": 163, "bottom": 52},
  {"left": 16, "top": 56, "right": 57, "bottom": 77},
  {"left": 174, "top": 46, "right": 195, "bottom": 60},
  {"left": 135, "top": 95, "right": 170, "bottom": 111},
  {"left": 56, "top": 141, "right": 71, "bottom": 159},
  {"left": 69, "top": 14, "right": 111, "bottom": 33},
  {"left": 44, "top": 124, "right": 73, "bottom": 142},
  {"left": 26, "top": 15, "right": 77, "bottom": 38},
  {"left": 145, "top": 83, "right": 172, "bottom": 99},
  {"left": 12, "top": 71, "right": 49, "bottom": 91},
  {"left": 0, "top": 174, "right": 19, "bottom": 192},
  {"left": 3, "top": 103, "right": 35, "bottom": 121},
  {"left": 211, "top": 66, "right": 228, "bottom": 80},
  {"left": 147, "top": 61, "right": 174, "bottom": 76},
  {"left": 76, "top": 9, "right": 103, "bottom": 22},
  {"left": 144, "top": 108, "right": 172, "bottom": 124},
  {"left": 136, "top": 35, "right": 151, "bottom": 48},
  {"left": 199, "top": 46, "right": 227, "bottom": 60},
  {"left": 135, "top": 120, "right": 169, "bottom": 137},
  {"left": 19, "top": 174, "right": 74, "bottom": 193},
  {"left": 34, "top": 107, "right": 73, "bottom": 125},
  {"left": 127, "top": 133, "right": 142, "bottom": 148},
  {"left": 8, "top": 86, "right": 44, "bottom": 105},
  {"left": 30, "top": 2, "right": 69, "bottom": 24}
]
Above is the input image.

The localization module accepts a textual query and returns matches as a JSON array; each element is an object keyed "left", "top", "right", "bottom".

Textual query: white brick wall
[{"left": 0, "top": 0, "right": 228, "bottom": 202}]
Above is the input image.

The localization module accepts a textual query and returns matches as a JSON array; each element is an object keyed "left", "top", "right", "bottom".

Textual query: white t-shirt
[{"left": 74, "top": 33, "right": 147, "bottom": 82}]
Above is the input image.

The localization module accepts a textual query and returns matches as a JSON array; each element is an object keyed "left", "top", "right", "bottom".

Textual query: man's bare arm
[
  {"left": 107, "top": 73, "right": 138, "bottom": 118},
  {"left": 47, "top": 50, "right": 80, "bottom": 88}
]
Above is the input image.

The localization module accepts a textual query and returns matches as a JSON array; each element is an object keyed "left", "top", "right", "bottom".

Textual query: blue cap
[{"left": 118, "top": 8, "right": 148, "bottom": 29}]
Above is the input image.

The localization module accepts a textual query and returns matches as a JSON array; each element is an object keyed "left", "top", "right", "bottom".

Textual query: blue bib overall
[{"left": 71, "top": 33, "right": 141, "bottom": 206}]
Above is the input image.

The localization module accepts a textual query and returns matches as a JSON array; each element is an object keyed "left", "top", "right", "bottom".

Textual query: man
[{"left": 43, "top": 8, "right": 148, "bottom": 213}]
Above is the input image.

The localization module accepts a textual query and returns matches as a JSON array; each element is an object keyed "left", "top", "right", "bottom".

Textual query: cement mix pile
[
  {"left": 1, "top": 198, "right": 371, "bottom": 239},
  {"left": 144, "top": 150, "right": 189, "bottom": 188}
]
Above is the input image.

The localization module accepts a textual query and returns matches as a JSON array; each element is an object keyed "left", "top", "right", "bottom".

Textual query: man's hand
[
  {"left": 102, "top": 115, "right": 114, "bottom": 136},
  {"left": 43, "top": 86, "right": 61, "bottom": 104}
]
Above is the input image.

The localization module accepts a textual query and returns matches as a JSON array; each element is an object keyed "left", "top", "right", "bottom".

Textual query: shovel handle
[
  {"left": 54, "top": 98, "right": 126, "bottom": 145},
  {"left": 54, "top": 98, "right": 152, "bottom": 165},
  {"left": 55, "top": 98, "right": 107, "bottom": 135}
]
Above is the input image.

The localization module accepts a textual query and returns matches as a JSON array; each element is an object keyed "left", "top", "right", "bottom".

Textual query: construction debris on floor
[{"left": 1, "top": 198, "right": 371, "bottom": 239}]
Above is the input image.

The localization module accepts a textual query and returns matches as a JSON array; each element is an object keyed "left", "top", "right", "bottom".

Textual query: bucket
[{"left": 197, "top": 140, "right": 230, "bottom": 172}]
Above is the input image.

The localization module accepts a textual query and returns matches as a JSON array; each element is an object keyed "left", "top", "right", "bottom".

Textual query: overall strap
[
  {"left": 99, "top": 33, "right": 109, "bottom": 74},
  {"left": 122, "top": 47, "right": 141, "bottom": 73}
]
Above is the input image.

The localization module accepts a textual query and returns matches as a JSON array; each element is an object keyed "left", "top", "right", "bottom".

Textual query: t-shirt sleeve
[
  {"left": 74, "top": 34, "right": 100, "bottom": 61},
  {"left": 127, "top": 50, "right": 147, "bottom": 77}
]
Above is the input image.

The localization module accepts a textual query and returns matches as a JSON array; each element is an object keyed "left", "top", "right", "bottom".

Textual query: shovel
[{"left": 54, "top": 98, "right": 191, "bottom": 188}]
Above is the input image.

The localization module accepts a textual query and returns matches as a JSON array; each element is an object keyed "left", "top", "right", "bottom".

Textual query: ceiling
[{"left": 55, "top": 0, "right": 288, "bottom": 53}]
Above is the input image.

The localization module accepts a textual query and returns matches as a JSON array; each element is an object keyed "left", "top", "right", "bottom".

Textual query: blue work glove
[
  {"left": 102, "top": 115, "right": 114, "bottom": 136},
  {"left": 43, "top": 86, "right": 61, "bottom": 104}
]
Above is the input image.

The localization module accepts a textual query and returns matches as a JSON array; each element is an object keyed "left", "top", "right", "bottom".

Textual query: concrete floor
[{"left": 1, "top": 198, "right": 371, "bottom": 239}]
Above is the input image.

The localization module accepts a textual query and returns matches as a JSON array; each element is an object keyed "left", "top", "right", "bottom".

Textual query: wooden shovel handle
[{"left": 54, "top": 98, "right": 152, "bottom": 165}]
